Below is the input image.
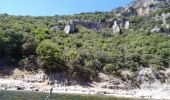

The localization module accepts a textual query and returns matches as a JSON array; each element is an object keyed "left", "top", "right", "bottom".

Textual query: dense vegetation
[{"left": 0, "top": 10, "right": 170, "bottom": 83}]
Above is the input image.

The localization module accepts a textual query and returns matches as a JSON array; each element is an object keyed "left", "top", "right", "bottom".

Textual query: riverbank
[{"left": 0, "top": 78, "right": 170, "bottom": 100}]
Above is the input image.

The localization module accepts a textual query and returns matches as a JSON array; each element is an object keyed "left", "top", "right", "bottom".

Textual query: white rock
[
  {"left": 64, "top": 21, "right": 76, "bottom": 34},
  {"left": 112, "top": 21, "right": 121, "bottom": 34},
  {"left": 151, "top": 27, "right": 161, "bottom": 33},
  {"left": 50, "top": 26, "right": 59, "bottom": 32},
  {"left": 125, "top": 21, "right": 130, "bottom": 29}
]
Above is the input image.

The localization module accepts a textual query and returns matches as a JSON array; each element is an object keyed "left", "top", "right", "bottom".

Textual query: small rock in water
[
  {"left": 35, "top": 88, "right": 39, "bottom": 91},
  {"left": 16, "top": 86, "right": 24, "bottom": 90}
]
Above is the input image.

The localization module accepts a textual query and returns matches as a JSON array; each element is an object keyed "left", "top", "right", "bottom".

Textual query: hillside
[{"left": 0, "top": 0, "right": 170, "bottom": 92}]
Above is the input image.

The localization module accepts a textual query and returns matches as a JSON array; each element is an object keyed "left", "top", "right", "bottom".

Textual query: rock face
[
  {"left": 119, "top": 0, "right": 170, "bottom": 16},
  {"left": 71, "top": 19, "right": 100, "bottom": 29},
  {"left": 136, "top": 5, "right": 155, "bottom": 16},
  {"left": 155, "top": 12, "right": 170, "bottom": 33},
  {"left": 121, "top": 6, "right": 137, "bottom": 16},
  {"left": 64, "top": 20, "right": 77, "bottom": 34},
  {"left": 50, "top": 26, "right": 59, "bottom": 32},
  {"left": 151, "top": 26, "right": 162, "bottom": 33},
  {"left": 135, "top": 67, "right": 170, "bottom": 86}
]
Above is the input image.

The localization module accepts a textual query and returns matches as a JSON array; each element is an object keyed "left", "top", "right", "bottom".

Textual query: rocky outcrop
[
  {"left": 112, "top": 21, "right": 121, "bottom": 34},
  {"left": 64, "top": 20, "right": 77, "bottom": 34},
  {"left": 136, "top": 68, "right": 170, "bottom": 85},
  {"left": 153, "top": 12, "right": 170, "bottom": 33},
  {"left": 63, "top": 19, "right": 129, "bottom": 34},
  {"left": 125, "top": 21, "right": 130, "bottom": 29},
  {"left": 137, "top": 68, "right": 156, "bottom": 84},
  {"left": 62, "top": 19, "right": 130, "bottom": 34}
]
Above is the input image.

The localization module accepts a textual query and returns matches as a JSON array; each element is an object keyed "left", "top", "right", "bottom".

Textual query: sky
[{"left": 0, "top": 0, "right": 134, "bottom": 16}]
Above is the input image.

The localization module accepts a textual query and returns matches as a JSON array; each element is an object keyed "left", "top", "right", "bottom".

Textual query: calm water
[{"left": 0, "top": 90, "right": 142, "bottom": 100}]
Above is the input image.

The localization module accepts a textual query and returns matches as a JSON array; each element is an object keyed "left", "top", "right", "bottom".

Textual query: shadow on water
[{"left": 0, "top": 90, "right": 145, "bottom": 100}]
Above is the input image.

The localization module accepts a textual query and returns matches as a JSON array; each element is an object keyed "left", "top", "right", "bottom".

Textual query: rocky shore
[
  {"left": 0, "top": 78, "right": 170, "bottom": 100},
  {"left": 0, "top": 68, "right": 170, "bottom": 100}
]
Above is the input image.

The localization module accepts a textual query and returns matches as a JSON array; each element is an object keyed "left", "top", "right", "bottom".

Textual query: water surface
[{"left": 0, "top": 90, "right": 142, "bottom": 100}]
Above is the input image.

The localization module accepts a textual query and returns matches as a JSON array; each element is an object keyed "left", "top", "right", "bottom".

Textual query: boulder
[
  {"left": 137, "top": 68, "right": 156, "bottom": 84},
  {"left": 50, "top": 26, "right": 59, "bottom": 32},
  {"left": 150, "top": 27, "right": 162, "bottom": 33},
  {"left": 98, "top": 73, "right": 110, "bottom": 82},
  {"left": 121, "top": 70, "right": 133, "bottom": 81},
  {"left": 112, "top": 24, "right": 121, "bottom": 34}
]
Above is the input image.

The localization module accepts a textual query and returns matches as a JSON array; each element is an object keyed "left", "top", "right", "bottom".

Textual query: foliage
[{"left": 0, "top": 12, "right": 170, "bottom": 82}]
